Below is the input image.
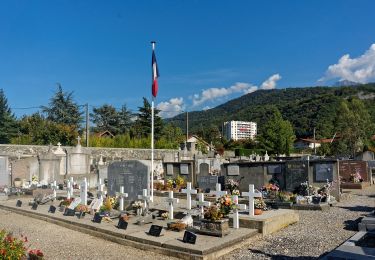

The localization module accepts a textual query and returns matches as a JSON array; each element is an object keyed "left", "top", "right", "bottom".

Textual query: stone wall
[{"left": 0, "top": 144, "right": 178, "bottom": 161}]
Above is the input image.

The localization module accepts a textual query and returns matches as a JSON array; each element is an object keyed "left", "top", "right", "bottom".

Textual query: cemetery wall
[{"left": 0, "top": 144, "right": 177, "bottom": 161}]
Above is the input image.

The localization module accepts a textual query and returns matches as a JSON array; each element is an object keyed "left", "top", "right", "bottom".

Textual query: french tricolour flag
[{"left": 152, "top": 49, "right": 159, "bottom": 98}]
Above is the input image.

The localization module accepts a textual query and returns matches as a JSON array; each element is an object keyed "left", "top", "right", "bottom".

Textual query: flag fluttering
[{"left": 152, "top": 49, "right": 159, "bottom": 98}]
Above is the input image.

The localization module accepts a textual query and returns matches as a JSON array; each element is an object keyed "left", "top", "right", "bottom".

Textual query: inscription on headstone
[
  {"left": 197, "top": 176, "right": 218, "bottom": 192},
  {"left": 183, "top": 231, "right": 197, "bottom": 244},
  {"left": 48, "top": 205, "right": 56, "bottom": 213},
  {"left": 180, "top": 164, "right": 189, "bottom": 175},
  {"left": 314, "top": 163, "right": 334, "bottom": 182},
  {"left": 148, "top": 225, "right": 163, "bottom": 237},
  {"left": 285, "top": 161, "right": 308, "bottom": 191},
  {"left": 339, "top": 161, "right": 368, "bottom": 182},
  {"left": 227, "top": 165, "right": 239, "bottom": 176},
  {"left": 199, "top": 163, "right": 210, "bottom": 176},
  {"left": 166, "top": 164, "right": 174, "bottom": 176}
]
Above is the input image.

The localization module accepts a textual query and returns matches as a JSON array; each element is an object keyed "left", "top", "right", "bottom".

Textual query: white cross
[
  {"left": 181, "top": 182, "right": 197, "bottom": 210},
  {"left": 67, "top": 179, "right": 74, "bottom": 199},
  {"left": 242, "top": 184, "right": 262, "bottom": 216},
  {"left": 193, "top": 193, "right": 211, "bottom": 219},
  {"left": 80, "top": 178, "right": 88, "bottom": 205},
  {"left": 209, "top": 183, "right": 227, "bottom": 197},
  {"left": 97, "top": 178, "right": 105, "bottom": 200},
  {"left": 116, "top": 186, "right": 128, "bottom": 211},
  {"left": 76, "top": 136, "right": 81, "bottom": 145},
  {"left": 51, "top": 181, "right": 57, "bottom": 199},
  {"left": 138, "top": 189, "right": 151, "bottom": 212},
  {"left": 164, "top": 191, "right": 179, "bottom": 220},
  {"left": 231, "top": 195, "right": 247, "bottom": 229}
]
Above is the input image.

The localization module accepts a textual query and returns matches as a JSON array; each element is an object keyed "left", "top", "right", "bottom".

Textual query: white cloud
[
  {"left": 260, "top": 74, "right": 282, "bottom": 90},
  {"left": 320, "top": 43, "right": 375, "bottom": 83},
  {"left": 192, "top": 82, "right": 257, "bottom": 106},
  {"left": 157, "top": 97, "right": 184, "bottom": 118}
]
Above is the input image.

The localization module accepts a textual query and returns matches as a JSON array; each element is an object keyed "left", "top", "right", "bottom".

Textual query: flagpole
[{"left": 150, "top": 41, "right": 155, "bottom": 202}]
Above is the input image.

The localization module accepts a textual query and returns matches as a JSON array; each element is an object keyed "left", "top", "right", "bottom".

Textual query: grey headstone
[
  {"left": 314, "top": 163, "right": 334, "bottom": 182},
  {"left": 199, "top": 163, "right": 210, "bottom": 176},
  {"left": 197, "top": 176, "right": 218, "bottom": 192},
  {"left": 227, "top": 165, "right": 240, "bottom": 176},
  {"left": 0, "top": 157, "right": 9, "bottom": 187},
  {"left": 285, "top": 161, "right": 308, "bottom": 191},
  {"left": 180, "top": 164, "right": 189, "bottom": 175},
  {"left": 166, "top": 164, "right": 174, "bottom": 176},
  {"left": 107, "top": 160, "right": 150, "bottom": 203}
]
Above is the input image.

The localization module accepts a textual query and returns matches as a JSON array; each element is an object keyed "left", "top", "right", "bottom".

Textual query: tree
[
  {"left": 42, "top": 84, "right": 83, "bottom": 128},
  {"left": 91, "top": 104, "right": 121, "bottom": 135},
  {"left": 161, "top": 123, "right": 184, "bottom": 146},
  {"left": 134, "top": 97, "right": 163, "bottom": 139},
  {"left": 257, "top": 107, "right": 296, "bottom": 155},
  {"left": 333, "top": 98, "right": 375, "bottom": 157},
  {"left": 0, "top": 89, "right": 17, "bottom": 143},
  {"left": 118, "top": 104, "right": 133, "bottom": 134}
]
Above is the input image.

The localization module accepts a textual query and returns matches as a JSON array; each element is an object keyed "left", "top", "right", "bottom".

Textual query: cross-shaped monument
[
  {"left": 242, "top": 184, "right": 262, "bottom": 216},
  {"left": 67, "top": 178, "right": 74, "bottom": 199},
  {"left": 116, "top": 186, "right": 128, "bottom": 211},
  {"left": 97, "top": 178, "right": 105, "bottom": 200},
  {"left": 231, "top": 195, "right": 247, "bottom": 228},
  {"left": 80, "top": 178, "right": 88, "bottom": 205},
  {"left": 209, "top": 183, "right": 227, "bottom": 197},
  {"left": 76, "top": 136, "right": 81, "bottom": 146},
  {"left": 181, "top": 182, "right": 197, "bottom": 210},
  {"left": 193, "top": 193, "right": 211, "bottom": 219},
  {"left": 51, "top": 180, "right": 57, "bottom": 199},
  {"left": 164, "top": 191, "right": 179, "bottom": 220},
  {"left": 138, "top": 189, "right": 151, "bottom": 214}
]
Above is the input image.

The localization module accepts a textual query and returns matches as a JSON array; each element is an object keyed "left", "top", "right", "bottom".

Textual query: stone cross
[
  {"left": 80, "top": 178, "right": 88, "bottom": 205},
  {"left": 181, "top": 182, "right": 197, "bottom": 210},
  {"left": 193, "top": 193, "right": 211, "bottom": 219},
  {"left": 232, "top": 195, "right": 247, "bottom": 229},
  {"left": 209, "top": 183, "right": 227, "bottom": 197},
  {"left": 242, "top": 184, "right": 262, "bottom": 216},
  {"left": 164, "top": 191, "right": 179, "bottom": 220},
  {"left": 97, "top": 178, "right": 104, "bottom": 200},
  {"left": 116, "top": 186, "right": 128, "bottom": 211},
  {"left": 51, "top": 180, "right": 57, "bottom": 199},
  {"left": 76, "top": 136, "right": 81, "bottom": 146},
  {"left": 67, "top": 178, "right": 74, "bottom": 199},
  {"left": 138, "top": 189, "right": 151, "bottom": 213}
]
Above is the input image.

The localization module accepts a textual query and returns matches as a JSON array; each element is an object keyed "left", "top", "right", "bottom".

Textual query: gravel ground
[
  {"left": 221, "top": 186, "right": 375, "bottom": 260},
  {"left": 0, "top": 208, "right": 178, "bottom": 260}
]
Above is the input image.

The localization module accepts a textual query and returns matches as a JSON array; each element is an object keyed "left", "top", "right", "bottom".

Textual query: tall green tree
[
  {"left": 91, "top": 104, "right": 121, "bottom": 135},
  {"left": 257, "top": 107, "right": 296, "bottom": 155},
  {"left": 118, "top": 104, "right": 133, "bottom": 134},
  {"left": 42, "top": 84, "right": 83, "bottom": 128},
  {"left": 134, "top": 97, "right": 163, "bottom": 139},
  {"left": 333, "top": 98, "right": 375, "bottom": 157},
  {"left": 0, "top": 89, "right": 17, "bottom": 143}
]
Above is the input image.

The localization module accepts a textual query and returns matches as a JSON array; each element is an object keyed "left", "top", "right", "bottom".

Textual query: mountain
[
  {"left": 333, "top": 80, "right": 362, "bottom": 87},
  {"left": 167, "top": 84, "right": 375, "bottom": 139}
]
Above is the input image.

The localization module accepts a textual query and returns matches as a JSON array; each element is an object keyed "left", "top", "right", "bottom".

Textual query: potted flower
[
  {"left": 175, "top": 175, "right": 186, "bottom": 190},
  {"left": 132, "top": 200, "right": 143, "bottom": 216},
  {"left": 161, "top": 212, "right": 169, "bottom": 220},
  {"left": 29, "top": 249, "right": 44, "bottom": 260},
  {"left": 200, "top": 205, "right": 230, "bottom": 237},
  {"left": 225, "top": 179, "right": 240, "bottom": 195},
  {"left": 217, "top": 194, "right": 234, "bottom": 217},
  {"left": 75, "top": 204, "right": 89, "bottom": 218},
  {"left": 261, "top": 183, "right": 279, "bottom": 199},
  {"left": 59, "top": 198, "right": 73, "bottom": 212},
  {"left": 254, "top": 198, "right": 266, "bottom": 215}
]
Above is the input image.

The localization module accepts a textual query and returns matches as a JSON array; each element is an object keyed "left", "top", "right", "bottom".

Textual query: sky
[{"left": 1, "top": 1, "right": 375, "bottom": 118}]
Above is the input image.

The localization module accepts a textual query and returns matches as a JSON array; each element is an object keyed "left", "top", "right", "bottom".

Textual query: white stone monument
[
  {"left": 164, "top": 191, "right": 179, "bottom": 220},
  {"left": 181, "top": 182, "right": 197, "bottom": 210},
  {"left": 97, "top": 178, "right": 104, "bottom": 200},
  {"left": 51, "top": 180, "right": 57, "bottom": 199},
  {"left": 231, "top": 195, "right": 246, "bottom": 229},
  {"left": 209, "top": 183, "right": 227, "bottom": 197},
  {"left": 80, "top": 178, "right": 88, "bottom": 205},
  {"left": 116, "top": 186, "right": 128, "bottom": 211},
  {"left": 242, "top": 184, "right": 262, "bottom": 216},
  {"left": 193, "top": 193, "right": 211, "bottom": 219}
]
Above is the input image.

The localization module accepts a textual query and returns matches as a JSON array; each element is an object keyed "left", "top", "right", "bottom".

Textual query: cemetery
[{"left": 0, "top": 142, "right": 374, "bottom": 259}]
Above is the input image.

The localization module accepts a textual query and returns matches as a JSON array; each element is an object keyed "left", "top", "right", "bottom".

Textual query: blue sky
[{"left": 1, "top": 1, "right": 375, "bottom": 118}]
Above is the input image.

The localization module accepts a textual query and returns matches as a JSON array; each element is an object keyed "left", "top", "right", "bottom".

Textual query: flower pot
[{"left": 254, "top": 208, "right": 263, "bottom": 215}]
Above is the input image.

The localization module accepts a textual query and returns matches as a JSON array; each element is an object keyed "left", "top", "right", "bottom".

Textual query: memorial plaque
[
  {"left": 31, "top": 203, "right": 38, "bottom": 210},
  {"left": 108, "top": 160, "right": 150, "bottom": 202},
  {"left": 166, "top": 164, "right": 174, "bottom": 176},
  {"left": 180, "top": 164, "right": 189, "bottom": 175},
  {"left": 64, "top": 208, "right": 75, "bottom": 216},
  {"left": 227, "top": 165, "right": 239, "bottom": 176},
  {"left": 197, "top": 176, "right": 218, "bottom": 193},
  {"left": 285, "top": 161, "right": 308, "bottom": 191},
  {"left": 183, "top": 231, "right": 197, "bottom": 244},
  {"left": 93, "top": 212, "right": 102, "bottom": 223},
  {"left": 48, "top": 205, "right": 56, "bottom": 213},
  {"left": 199, "top": 163, "right": 210, "bottom": 176},
  {"left": 314, "top": 163, "right": 334, "bottom": 182},
  {"left": 16, "top": 200, "right": 22, "bottom": 207},
  {"left": 117, "top": 218, "right": 128, "bottom": 230},
  {"left": 148, "top": 225, "right": 163, "bottom": 237},
  {"left": 268, "top": 165, "right": 282, "bottom": 174},
  {"left": 339, "top": 161, "right": 368, "bottom": 182}
]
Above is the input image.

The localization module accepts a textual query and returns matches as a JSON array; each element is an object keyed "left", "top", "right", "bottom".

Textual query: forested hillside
[{"left": 167, "top": 84, "right": 375, "bottom": 139}]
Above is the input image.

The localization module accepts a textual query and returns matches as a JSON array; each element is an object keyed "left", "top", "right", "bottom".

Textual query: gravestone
[
  {"left": 88, "top": 198, "right": 103, "bottom": 212},
  {"left": 16, "top": 200, "right": 22, "bottom": 207},
  {"left": 199, "top": 163, "right": 210, "bottom": 176},
  {"left": 339, "top": 161, "right": 369, "bottom": 182},
  {"left": 117, "top": 217, "right": 128, "bottom": 230},
  {"left": 183, "top": 231, "right": 197, "bottom": 244},
  {"left": 227, "top": 165, "right": 240, "bottom": 176},
  {"left": 314, "top": 163, "right": 334, "bottom": 182},
  {"left": 285, "top": 161, "right": 308, "bottom": 192},
  {"left": 67, "top": 137, "right": 91, "bottom": 175},
  {"left": 107, "top": 160, "right": 150, "bottom": 204},
  {"left": 68, "top": 197, "right": 82, "bottom": 210},
  {"left": 180, "top": 164, "right": 189, "bottom": 175},
  {"left": 0, "top": 156, "right": 9, "bottom": 187},
  {"left": 93, "top": 212, "right": 103, "bottom": 223},
  {"left": 197, "top": 175, "right": 218, "bottom": 192},
  {"left": 48, "top": 205, "right": 56, "bottom": 213},
  {"left": 148, "top": 225, "right": 163, "bottom": 237},
  {"left": 267, "top": 163, "right": 285, "bottom": 189},
  {"left": 166, "top": 164, "right": 174, "bottom": 176},
  {"left": 31, "top": 203, "right": 38, "bottom": 210}
]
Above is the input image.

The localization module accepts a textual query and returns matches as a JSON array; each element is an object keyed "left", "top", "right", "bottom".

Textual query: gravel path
[
  {"left": 220, "top": 186, "right": 375, "bottom": 259},
  {"left": 0, "top": 208, "right": 178, "bottom": 260}
]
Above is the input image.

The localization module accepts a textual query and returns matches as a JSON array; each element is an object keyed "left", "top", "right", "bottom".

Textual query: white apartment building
[{"left": 223, "top": 121, "right": 257, "bottom": 141}]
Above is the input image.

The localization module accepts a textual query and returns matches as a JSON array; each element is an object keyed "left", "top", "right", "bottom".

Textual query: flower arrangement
[
  {"left": 154, "top": 182, "right": 164, "bottom": 191},
  {"left": 350, "top": 172, "right": 363, "bottom": 183},
  {"left": 175, "top": 175, "right": 186, "bottom": 187},
  {"left": 278, "top": 191, "right": 293, "bottom": 202},
  {"left": 31, "top": 175, "right": 39, "bottom": 182},
  {"left": 161, "top": 212, "right": 169, "bottom": 219},
  {"left": 217, "top": 194, "right": 234, "bottom": 216},
  {"left": 100, "top": 196, "right": 115, "bottom": 212},
  {"left": 261, "top": 183, "right": 280, "bottom": 199},
  {"left": 59, "top": 198, "right": 73, "bottom": 207},
  {"left": 254, "top": 198, "right": 267, "bottom": 210},
  {"left": 204, "top": 205, "right": 223, "bottom": 221},
  {"left": 132, "top": 201, "right": 143, "bottom": 209},
  {"left": 75, "top": 204, "right": 89, "bottom": 213},
  {"left": 165, "top": 178, "right": 174, "bottom": 190},
  {"left": 0, "top": 230, "right": 44, "bottom": 259},
  {"left": 225, "top": 179, "right": 240, "bottom": 195}
]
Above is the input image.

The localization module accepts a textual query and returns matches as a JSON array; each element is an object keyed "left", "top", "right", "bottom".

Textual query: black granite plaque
[
  {"left": 182, "top": 231, "right": 197, "bottom": 244},
  {"left": 16, "top": 200, "right": 22, "bottom": 207},
  {"left": 117, "top": 217, "right": 128, "bottom": 230},
  {"left": 31, "top": 203, "right": 38, "bottom": 210},
  {"left": 48, "top": 205, "right": 56, "bottom": 213},
  {"left": 314, "top": 163, "right": 334, "bottom": 182},
  {"left": 148, "top": 225, "right": 163, "bottom": 237},
  {"left": 64, "top": 208, "right": 75, "bottom": 216},
  {"left": 92, "top": 212, "right": 102, "bottom": 223}
]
